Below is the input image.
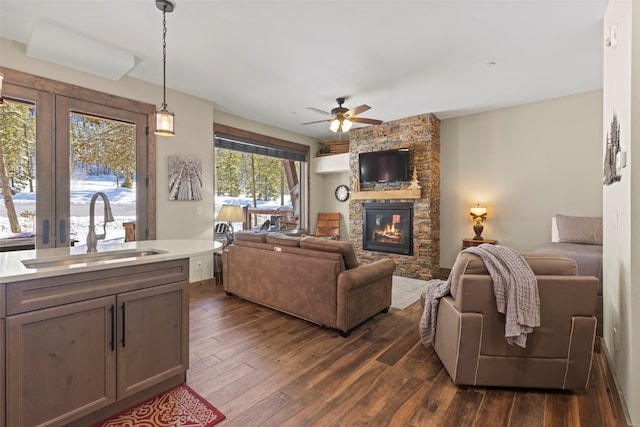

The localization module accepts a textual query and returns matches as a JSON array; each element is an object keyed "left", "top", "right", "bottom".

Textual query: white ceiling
[{"left": 0, "top": 0, "right": 608, "bottom": 141}]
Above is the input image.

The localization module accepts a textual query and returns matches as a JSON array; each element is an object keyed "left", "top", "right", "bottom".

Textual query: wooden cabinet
[
  {"left": 116, "top": 282, "right": 188, "bottom": 399},
  {"left": 6, "top": 297, "right": 117, "bottom": 427},
  {"left": 462, "top": 238, "right": 497, "bottom": 249},
  {"left": 3, "top": 259, "right": 189, "bottom": 427}
]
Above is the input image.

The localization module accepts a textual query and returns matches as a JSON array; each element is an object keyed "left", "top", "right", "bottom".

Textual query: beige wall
[
  {"left": 316, "top": 171, "right": 351, "bottom": 240},
  {"left": 603, "top": 1, "right": 639, "bottom": 424},
  {"left": 439, "top": 91, "right": 603, "bottom": 268}
]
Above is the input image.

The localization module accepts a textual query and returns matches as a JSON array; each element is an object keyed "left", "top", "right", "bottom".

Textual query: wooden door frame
[{"left": 1, "top": 67, "right": 156, "bottom": 243}]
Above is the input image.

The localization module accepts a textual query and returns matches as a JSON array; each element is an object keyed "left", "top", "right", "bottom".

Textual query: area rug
[
  {"left": 391, "top": 275, "right": 428, "bottom": 310},
  {"left": 93, "top": 384, "right": 225, "bottom": 427}
]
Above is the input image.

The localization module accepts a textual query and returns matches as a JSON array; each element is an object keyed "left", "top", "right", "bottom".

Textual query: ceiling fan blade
[
  {"left": 345, "top": 104, "right": 371, "bottom": 118},
  {"left": 350, "top": 117, "right": 383, "bottom": 125},
  {"left": 301, "top": 119, "right": 332, "bottom": 125},
  {"left": 307, "top": 107, "right": 331, "bottom": 116}
]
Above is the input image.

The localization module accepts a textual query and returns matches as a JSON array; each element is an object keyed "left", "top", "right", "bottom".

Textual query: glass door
[
  {"left": 1, "top": 79, "right": 150, "bottom": 250},
  {"left": 67, "top": 112, "right": 136, "bottom": 246},
  {"left": 56, "top": 96, "right": 148, "bottom": 248},
  {"left": 0, "top": 85, "right": 51, "bottom": 249}
]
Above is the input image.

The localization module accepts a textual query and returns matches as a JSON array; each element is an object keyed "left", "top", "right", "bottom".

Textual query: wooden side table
[{"left": 462, "top": 238, "right": 497, "bottom": 249}]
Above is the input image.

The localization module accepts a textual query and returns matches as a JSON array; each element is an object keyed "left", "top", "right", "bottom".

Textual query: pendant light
[{"left": 155, "top": 0, "right": 175, "bottom": 136}]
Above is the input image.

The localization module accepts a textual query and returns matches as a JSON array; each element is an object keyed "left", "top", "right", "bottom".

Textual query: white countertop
[{"left": 0, "top": 239, "right": 222, "bottom": 283}]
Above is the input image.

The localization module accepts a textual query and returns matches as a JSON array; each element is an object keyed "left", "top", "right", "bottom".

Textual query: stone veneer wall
[{"left": 348, "top": 113, "right": 440, "bottom": 279}]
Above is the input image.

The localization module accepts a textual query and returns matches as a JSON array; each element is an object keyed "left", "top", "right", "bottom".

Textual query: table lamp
[
  {"left": 215, "top": 205, "right": 245, "bottom": 242},
  {"left": 469, "top": 204, "right": 488, "bottom": 240}
]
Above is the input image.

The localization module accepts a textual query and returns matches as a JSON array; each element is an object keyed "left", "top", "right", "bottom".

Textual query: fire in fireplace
[{"left": 363, "top": 202, "right": 413, "bottom": 255}]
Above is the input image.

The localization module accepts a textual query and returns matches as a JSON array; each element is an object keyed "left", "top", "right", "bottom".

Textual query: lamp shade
[
  {"left": 469, "top": 205, "right": 487, "bottom": 221},
  {"left": 216, "top": 205, "right": 245, "bottom": 223},
  {"left": 155, "top": 107, "right": 175, "bottom": 136}
]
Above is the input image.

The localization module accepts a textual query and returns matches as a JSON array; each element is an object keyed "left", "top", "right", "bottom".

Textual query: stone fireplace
[
  {"left": 362, "top": 202, "right": 413, "bottom": 256},
  {"left": 348, "top": 113, "right": 440, "bottom": 280}
]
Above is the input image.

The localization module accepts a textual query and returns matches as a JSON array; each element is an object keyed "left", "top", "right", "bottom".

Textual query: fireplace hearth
[{"left": 363, "top": 202, "right": 413, "bottom": 255}]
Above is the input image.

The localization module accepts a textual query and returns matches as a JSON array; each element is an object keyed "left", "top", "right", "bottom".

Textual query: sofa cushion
[
  {"left": 555, "top": 214, "right": 603, "bottom": 245},
  {"left": 235, "top": 231, "right": 268, "bottom": 243},
  {"left": 266, "top": 232, "right": 301, "bottom": 247},
  {"left": 300, "top": 236, "right": 359, "bottom": 269},
  {"left": 449, "top": 251, "right": 578, "bottom": 300}
]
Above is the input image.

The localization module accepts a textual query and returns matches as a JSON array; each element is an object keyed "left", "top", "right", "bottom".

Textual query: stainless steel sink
[{"left": 21, "top": 249, "right": 167, "bottom": 269}]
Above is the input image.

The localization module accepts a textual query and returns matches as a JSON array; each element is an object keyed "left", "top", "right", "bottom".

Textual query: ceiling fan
[{"left": 302, "top": 97, "right": 383, "bottom": 133}]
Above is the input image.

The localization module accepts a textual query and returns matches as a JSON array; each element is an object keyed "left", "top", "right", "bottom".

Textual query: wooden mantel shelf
[{"left": 350, "top": 188, "right": 421, "bottom": 200}]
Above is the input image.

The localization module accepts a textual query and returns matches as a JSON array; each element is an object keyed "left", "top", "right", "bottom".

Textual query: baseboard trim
[
  {"left": 189, "top": 278, "right": 216, "bottom": 289},
  {"left": 599, "top": 337, "right": 632, "bottom": 426}
]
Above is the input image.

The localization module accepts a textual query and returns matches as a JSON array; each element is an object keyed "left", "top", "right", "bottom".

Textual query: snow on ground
[{"left": 1, "top": 175, "right": 136, "bottom": 245}]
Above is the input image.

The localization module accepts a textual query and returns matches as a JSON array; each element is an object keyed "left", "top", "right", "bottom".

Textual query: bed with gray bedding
[
  {"left": 534, "top": 242, "right": 602, "bottom": 294},
  {"left": 534, "top": 215, "right": 603, "bottom": 335}
]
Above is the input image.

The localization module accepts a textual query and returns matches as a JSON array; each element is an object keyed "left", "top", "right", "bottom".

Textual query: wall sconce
[
  {"left": 154, "top": 0, "right": 176, "bottom": 136},
  {"left": 215, "top": 205, "right": 245, "bottom": 242},
  {"left": 0, "top": 71, "right": 4, "bottom": 105},
  {"left": 469, "top": 204, "right": 488, "bottom": 240}
]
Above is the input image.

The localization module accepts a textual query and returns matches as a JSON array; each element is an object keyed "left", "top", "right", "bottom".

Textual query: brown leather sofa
[
  {"left": 433, "top": 252, "right": 598, "bottom": 390},
  {"left": 222, "top": 232, "right": 396, "bottom": 336}
]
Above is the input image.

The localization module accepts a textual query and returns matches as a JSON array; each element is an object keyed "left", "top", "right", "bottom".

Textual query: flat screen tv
[{"left": 359, "top": 149, "right": 410, "bottom": 183}]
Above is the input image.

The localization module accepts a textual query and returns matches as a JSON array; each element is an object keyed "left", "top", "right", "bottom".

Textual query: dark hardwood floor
[{"left": 187, "top": 283, "right": 628, "bottom": 427}]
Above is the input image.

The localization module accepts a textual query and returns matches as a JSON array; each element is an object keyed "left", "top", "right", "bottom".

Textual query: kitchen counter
[{"left": 0, "top": 239, "right": 220, "bottom": 283}]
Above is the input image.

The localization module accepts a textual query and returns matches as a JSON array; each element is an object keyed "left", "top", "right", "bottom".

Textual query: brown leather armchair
[{"left": 433, "top": 252, "right": 598, "bottom": 390}]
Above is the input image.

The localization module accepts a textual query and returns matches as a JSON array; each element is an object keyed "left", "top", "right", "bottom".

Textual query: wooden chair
[{"left": 315, "top": 212, "right": 341, "bottom": 239}]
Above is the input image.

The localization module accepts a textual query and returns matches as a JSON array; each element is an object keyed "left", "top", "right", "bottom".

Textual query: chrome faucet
[{"left": 86, "top": 192, "right": 115, "bottom": 253}]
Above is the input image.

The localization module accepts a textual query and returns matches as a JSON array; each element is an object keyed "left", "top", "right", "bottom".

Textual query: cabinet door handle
[
  {"left": 121, "top": 302, "right": 126, "bottom": 348},
  {"left": 109, "top": 304, "right": 115, "bottom": 351}
]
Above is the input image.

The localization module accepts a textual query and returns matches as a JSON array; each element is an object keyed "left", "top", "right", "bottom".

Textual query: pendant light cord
[{"left": 162, "top": 9, "right": 167, "bottom": 109}]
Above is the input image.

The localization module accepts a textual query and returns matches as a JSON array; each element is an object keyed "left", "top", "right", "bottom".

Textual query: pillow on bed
[
  {"left": 551, "top": 217, "right": 559, "bottom": 242},
  {"left": 555, "top": 214, "right": 603, "bottom": 245}
]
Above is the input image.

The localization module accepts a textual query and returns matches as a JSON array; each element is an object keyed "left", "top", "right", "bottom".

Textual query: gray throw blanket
[
  {"left": 419, "top": 277, "right": 452, "bottom": 347},
  {"left": 420, "top": 244, "right": 540, "bottom": 348}
]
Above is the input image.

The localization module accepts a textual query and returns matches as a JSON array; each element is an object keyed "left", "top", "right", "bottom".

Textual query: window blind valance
[{"left": 215, "top": 133, "right": 307, "bottom": 162}]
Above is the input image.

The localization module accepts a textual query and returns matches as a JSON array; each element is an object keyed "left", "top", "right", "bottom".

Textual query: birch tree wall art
[{"left": 168, "top": 155, "right": 203, "bottom": 201}]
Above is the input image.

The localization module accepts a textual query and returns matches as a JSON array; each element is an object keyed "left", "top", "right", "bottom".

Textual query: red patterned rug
[{"left": 93, "top": 384, "right": 225, "bottom": 427}]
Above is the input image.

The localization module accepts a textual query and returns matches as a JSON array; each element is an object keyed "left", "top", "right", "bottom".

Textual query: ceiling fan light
[
  {"left": 155, "top": 106, "right": 175, "bottom": 136},
  {"left": 342, "top": 119, "right": 353, "bottom": 132},
  {"left": 330, "top": 118, "right": 341, "bottom": 133}
]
